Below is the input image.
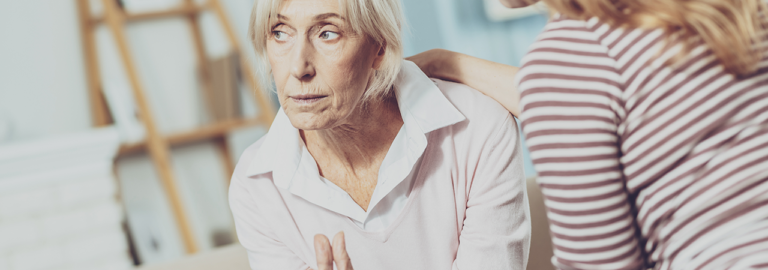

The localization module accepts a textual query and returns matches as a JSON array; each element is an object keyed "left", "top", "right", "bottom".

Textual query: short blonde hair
[{"left": 248, "top": 0, "right": 404, "bottom": 101}]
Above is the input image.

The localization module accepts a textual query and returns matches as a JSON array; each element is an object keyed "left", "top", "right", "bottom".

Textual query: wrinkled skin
[{"left": 267, "top": 0, "right": 384, "bottom": 131}]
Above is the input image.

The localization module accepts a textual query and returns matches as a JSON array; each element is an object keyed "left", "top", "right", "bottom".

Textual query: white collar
[{"left": 245, "top": 60, "right": 465, "bottom": 220}]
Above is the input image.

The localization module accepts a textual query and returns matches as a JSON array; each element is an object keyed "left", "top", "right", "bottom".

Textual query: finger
[
  {"left": 332, "top": 231, "right": 353, "bottom": 270},
  {"left": 314, "top": 234, "right": 333, "bottom": 270}
]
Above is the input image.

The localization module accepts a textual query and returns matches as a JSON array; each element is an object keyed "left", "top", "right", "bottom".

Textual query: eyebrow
[
  {"left": 313, "top": 13, "right": 343, "bottom": 21},
  {"left": 276, "top": 13, "right": 344, "bottom": 22}
]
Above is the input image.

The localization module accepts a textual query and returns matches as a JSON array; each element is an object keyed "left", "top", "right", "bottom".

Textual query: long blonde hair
[{"left": 540, "top": 0, "right": 768, "bottom": 77}]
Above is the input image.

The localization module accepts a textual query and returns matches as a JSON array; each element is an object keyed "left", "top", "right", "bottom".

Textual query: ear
[{"left": 371, "top": 42, "right": 386, "bottom": 70}]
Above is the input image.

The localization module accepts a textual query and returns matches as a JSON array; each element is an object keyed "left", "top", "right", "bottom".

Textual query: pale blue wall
[{"left": 402, "top": 0, "right": 548, "bottom": 178}]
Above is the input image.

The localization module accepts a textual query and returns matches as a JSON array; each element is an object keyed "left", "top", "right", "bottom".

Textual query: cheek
[
  {"left": 266, "top": 47, "right": 290, "bottom": 95},
  {"left": 323, "top": 62, "right": 370, "bottom": 107},
  {"left": 319, "top": 43, "right": 375, "bottom": 95}
]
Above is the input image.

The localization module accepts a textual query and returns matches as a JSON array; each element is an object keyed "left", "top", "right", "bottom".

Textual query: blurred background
[{"left": 0, "top": 0, "right": 549, "bottom": 269}]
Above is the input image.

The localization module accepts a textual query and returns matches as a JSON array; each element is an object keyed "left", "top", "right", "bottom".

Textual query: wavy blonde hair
[{"left": 539, "top": 0, "right": 768, "bottom": 77}]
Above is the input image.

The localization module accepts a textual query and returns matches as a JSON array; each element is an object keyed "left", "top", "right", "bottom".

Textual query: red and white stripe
[{"left": 518, "top": 15, "right": 768, "bottom": 270}]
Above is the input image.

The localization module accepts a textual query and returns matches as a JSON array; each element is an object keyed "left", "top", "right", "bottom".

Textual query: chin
[{"left": 286, "top": 113, "right": 334, "bottom": 131}]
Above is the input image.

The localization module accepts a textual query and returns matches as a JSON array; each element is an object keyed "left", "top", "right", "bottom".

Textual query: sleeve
[
  {"left": 228, "top": 175, "right": 311, "bottom": 270},
  {"left": 517, "top": 20, "right": 645, "bottom": 270},
  {"left": 452, "top": 113, "right": 531, "bottom": 270}
]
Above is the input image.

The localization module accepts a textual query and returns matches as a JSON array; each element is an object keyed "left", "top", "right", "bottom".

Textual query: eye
[
  {"left": 273, "top": 31, "right": 288, "bottom": 41},
  {"left": 319, "top": 31, "right": 339, "bottom": 40}
]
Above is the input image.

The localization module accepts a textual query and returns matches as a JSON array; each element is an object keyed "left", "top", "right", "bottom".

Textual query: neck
[{"left": 301, "top": 93, "right": 403, "bottom": 176}]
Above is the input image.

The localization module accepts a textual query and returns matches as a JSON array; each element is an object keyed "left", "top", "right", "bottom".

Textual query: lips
[{"left": 290, "top": 94, "right": 327, "bottom": 105}]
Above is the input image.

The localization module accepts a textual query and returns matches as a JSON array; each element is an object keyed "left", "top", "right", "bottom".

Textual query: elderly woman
[{"left": 227, "top": 0, "right": 530, "bottom": 269}]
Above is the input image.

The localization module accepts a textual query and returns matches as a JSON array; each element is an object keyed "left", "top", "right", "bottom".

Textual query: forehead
[{"left": 276, "top": 0, "right": 343, "bottom": 21}]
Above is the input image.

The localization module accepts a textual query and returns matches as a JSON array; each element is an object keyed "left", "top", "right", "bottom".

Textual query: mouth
[{"left": 289, "top": 94, "right": 327, "bottom": 105}]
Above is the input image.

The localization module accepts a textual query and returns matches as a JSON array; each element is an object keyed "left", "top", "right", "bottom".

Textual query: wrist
[
  {"left": 427, "top": 49, "right": 461, "bottom": 82},
  {"left": 421, "top": 49, "right": 445, "bottom": 78}
]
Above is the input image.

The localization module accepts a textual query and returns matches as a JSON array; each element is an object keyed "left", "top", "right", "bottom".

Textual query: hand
[
  {"left": 406, "top": 49, "right": 453, "bottom": 80},
  {"left": 314, "top": 231, "right": 353, "bottom": 270},
  {"left": 497, "top": 0, "right": 538, "bottom": 8},
  {"left": 408, "top": 49, "right": 522, "bottom": 117}
]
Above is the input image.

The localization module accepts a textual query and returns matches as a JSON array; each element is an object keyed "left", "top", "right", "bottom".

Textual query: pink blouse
[{"left": 229, "top": 61, "right": 530, "bottom": 270}]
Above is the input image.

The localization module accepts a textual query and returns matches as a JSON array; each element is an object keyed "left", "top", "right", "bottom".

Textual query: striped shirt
[{"left": 517, "top": 15, "right": 768, "bottom": 270}]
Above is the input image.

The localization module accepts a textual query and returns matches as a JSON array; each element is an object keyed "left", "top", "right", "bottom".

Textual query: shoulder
[
  {"left": 534, "top": 16, "right": 615, "bottom": 46},
  {"left": 228, "top": 134, "right": 290, "bottom": 220},
  {"left": 518, "top": 17, "right": 618, "bottom": 82},
  {"left": 520, "top": 16, "right": 616, "bottom": 74},
  {"left": 532, "top": 16, "right": 606, "bottom": 48},
  {"left": 229, "top": 136, "right": 274, "bottom": 199},
  {"left": 521, "top": 18, "right": 614, "bottom": 68},
  {"left": 432, "top": 78, "right": 517, "bottom": 138},
  {"left": 232, "top": 136, "right": 266, "bottom": 179},
  {"left": 518, "top": 17, "right": 625, "bottom": 114},
  {"left": 433, "top": 78, "right": 511, "bottom": 121}
]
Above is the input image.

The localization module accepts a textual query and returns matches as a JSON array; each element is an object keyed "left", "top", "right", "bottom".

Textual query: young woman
[{"left": 411, "top": 0, "right": 768, "bottom": 269}]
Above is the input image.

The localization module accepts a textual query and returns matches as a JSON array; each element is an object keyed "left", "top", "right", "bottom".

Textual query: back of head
[{"left": 540, "top": 0, "right": 768, "bottom": 77}]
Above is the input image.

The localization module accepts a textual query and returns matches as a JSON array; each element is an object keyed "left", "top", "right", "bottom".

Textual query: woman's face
[
  {"left": 267, "top": 0, "right": 384, "bottom": 130},
  {"left": 497, "top": 0, "right": 538, "bottom": 8}
]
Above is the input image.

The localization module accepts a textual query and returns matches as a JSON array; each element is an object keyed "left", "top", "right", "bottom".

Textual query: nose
[{"left": 289, "top": 37, "right": 316, "bottom": 81}]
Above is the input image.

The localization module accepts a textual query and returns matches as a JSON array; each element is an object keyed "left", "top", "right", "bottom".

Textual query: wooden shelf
[
  {"left": 118, "top": 117, "right": 264, "bottom": 155},
  {"left": 91, "top": 4, "right": 209, "bottom": 25},
  {"left": 79, "top": 0, "right": 276, "bottom": 254}
]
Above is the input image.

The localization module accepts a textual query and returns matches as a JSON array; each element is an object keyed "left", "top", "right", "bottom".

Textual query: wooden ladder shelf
[{"left": 76, "top": 0, "right": 275, "bottom": 254}]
